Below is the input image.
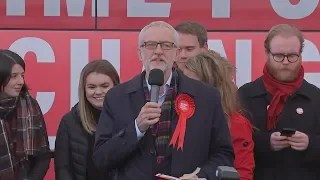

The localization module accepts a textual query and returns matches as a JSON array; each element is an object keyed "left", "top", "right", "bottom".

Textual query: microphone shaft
[{"left": 150, "top": 85, "right": 160, "bottom": 103}]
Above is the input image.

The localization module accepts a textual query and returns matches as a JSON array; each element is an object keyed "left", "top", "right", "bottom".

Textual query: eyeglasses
[
  {"left": 270, "top": 52, "right": 300, "bottom": 63},
  {"left": 141, "top": 41, "right": 176, "bottom": 50}
]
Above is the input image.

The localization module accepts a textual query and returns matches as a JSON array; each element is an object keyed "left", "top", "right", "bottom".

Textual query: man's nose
[
  {"left": 179, "top": 49, "right": 188, "bottom": 60},
  {"left": 154, "top": 44, "right": 164, "bottom": 54},
  {"left": 282, "top": 57, "right": 290, "bottom": 65}
]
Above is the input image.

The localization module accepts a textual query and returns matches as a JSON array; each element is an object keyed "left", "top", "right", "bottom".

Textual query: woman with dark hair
[
  {"left": 181, "top": 51, "right": 255, "bottom": 180},
  {"left": 54, "top": 59, "right": 120, "bottom": 180},
  {"left": 0, "top": 49, "right": 51, "bottom": 180}
]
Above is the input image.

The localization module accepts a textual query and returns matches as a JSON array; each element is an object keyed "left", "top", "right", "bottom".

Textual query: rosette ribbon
[{"left": 169, "top": 93, "right": 195, "bottom": 150}]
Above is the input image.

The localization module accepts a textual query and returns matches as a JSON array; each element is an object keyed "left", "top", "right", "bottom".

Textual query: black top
[
  {"left": 86, "top": 107, "right": 104, "bottom": 180},
  {"left": 54, "top": 104, "right": 113, "bottom": 180}
]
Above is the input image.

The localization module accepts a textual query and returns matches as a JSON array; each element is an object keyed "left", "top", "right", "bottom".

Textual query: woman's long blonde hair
[
  {"left": 184, "top": 50, "right": 238, "bottom": 122},
  {"left": 78, "top": 59, "right": 120, "bottom": 134}
]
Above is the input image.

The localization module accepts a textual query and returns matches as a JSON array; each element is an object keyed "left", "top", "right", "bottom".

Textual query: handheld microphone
[
  {"left": 216, "top": 166, "right": 239, "bottom": 180},
  {"left": 148, "top": 69, "right": 164, "bottom": 103}
]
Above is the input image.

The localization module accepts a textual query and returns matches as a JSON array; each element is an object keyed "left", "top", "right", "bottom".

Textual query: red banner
[
  {"left": 0, "top": 31, "right": 319, "bottom": 179},
  {"left": 1, "top": 0, "right": 320, "bottom": 30},
  {"left": 0, "top": 30, "right": 319, "bottom": 137},
  {"left": 0, "top": 0, "right": 95, "bottom": 29}
]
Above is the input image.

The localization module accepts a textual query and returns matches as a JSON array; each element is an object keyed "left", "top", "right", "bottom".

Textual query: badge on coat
[
  {"left": 169, "top": 93, "right": 195, "bottom": 151},
  {"left": 296, "top": 107, "right": 303, "bottom": 115}
]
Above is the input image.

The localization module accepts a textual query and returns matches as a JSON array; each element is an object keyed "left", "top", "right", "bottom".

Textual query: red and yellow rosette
[{"left": 169, "top": 93, "right": 195, "bottom": 150}]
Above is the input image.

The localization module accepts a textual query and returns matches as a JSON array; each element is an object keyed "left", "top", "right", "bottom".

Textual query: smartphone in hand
[{"left": 280, "top": 128, "right": 296, "bottom": 137}]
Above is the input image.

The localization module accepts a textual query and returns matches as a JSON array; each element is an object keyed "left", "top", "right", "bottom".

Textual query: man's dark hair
[{"left": 175, "top": 21, "right": 208, "bottom": 47}]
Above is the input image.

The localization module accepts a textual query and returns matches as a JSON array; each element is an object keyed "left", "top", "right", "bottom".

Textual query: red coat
[{"left": 230, "top": 112, "right": 255, "bottom": 180}]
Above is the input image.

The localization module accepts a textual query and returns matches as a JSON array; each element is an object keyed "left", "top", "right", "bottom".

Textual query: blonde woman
[
  {"left": 54, "top": 60, "right": 120, "bottom": 180},
  {"left": 181, "top": 51, "right": 255, "bottom": 180}
]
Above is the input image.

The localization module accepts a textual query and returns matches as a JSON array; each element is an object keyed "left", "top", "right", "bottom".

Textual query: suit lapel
[
  {"left": 170, "top": 70, "right": 197, "bottom": 133},
  {"left": 129, "top": 91, "right": 146, "bottom": 119},
  {"left": 170, "top": 71, "right": 198, "bottom": 173},
  {"left": 125, "top": 73, "right": 148, "bottom": 148},
  {"left": 125, "top": 72, "right": 147, "bottom": 119},
  {"left": 171, "top": 70, "right": 197, "bottom": 135}
]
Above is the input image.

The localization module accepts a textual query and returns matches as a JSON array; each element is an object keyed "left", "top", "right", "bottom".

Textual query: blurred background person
[
  {"left": 207, "top": 50, "right": 237, "bottom": 85},
  {"left": 175, "top": 21, "right": 208, "bottom": 68},
  {"left": 180, "top": 51, "right": 255, "bottom": 180},
  {"left": 54, "top": 59, "right": 120, "bottom": 180},
  {"left": 0, "top": 49, "right": 51, "bottom": 180}
]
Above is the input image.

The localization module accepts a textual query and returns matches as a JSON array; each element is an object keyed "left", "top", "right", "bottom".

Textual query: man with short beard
[
  {"left": 93, "top": 21, "right": 234, "bottom": 180},
  {"left": 238, "top": 24, "right": 320, "bottom": 180}
]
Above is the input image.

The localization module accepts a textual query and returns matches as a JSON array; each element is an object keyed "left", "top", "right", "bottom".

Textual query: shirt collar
[{"left": 146, "top": 71, "right": 172, "bottom": 91}]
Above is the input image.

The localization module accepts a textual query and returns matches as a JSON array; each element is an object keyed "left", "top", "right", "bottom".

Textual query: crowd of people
[{"left": 0, "top": 20, "right": 319, "bottom": 180}]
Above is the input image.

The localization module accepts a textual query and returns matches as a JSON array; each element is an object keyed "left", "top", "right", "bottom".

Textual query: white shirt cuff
[{"left": 135, "top": 119, "right": 145, "bottom": 140}]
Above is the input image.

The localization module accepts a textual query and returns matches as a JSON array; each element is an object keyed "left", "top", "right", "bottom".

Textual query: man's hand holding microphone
[
  {"left": 136, "top": 102, "right": 161, "bottom": 133},
  {"left": 136, "top": 68, "right": 164, "bottom": 133}
]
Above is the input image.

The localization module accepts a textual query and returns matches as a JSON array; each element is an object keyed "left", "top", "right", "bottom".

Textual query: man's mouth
[{"left": 152, "top": 59, "right": 164, "bottom": 62}]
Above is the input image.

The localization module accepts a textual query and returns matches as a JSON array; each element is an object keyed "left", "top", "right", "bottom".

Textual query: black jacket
[
  {"left": 54, "top": 104, "right": 112, "bottom": 180},
  {"left": 238, "top": 77, "right": 320, "bottom": 180},
  {"left": 93, "top": 71, "right": 234, "bottom": 180}
]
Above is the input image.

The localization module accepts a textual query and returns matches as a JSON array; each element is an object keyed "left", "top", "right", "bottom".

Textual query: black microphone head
[{"left": 148, "top": 69, "right": 164, "bottom": 86}]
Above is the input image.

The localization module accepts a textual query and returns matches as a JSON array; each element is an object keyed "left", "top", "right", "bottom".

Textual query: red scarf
[{"left": 262, "top": 65, "right": 304, "bottom": 130}]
